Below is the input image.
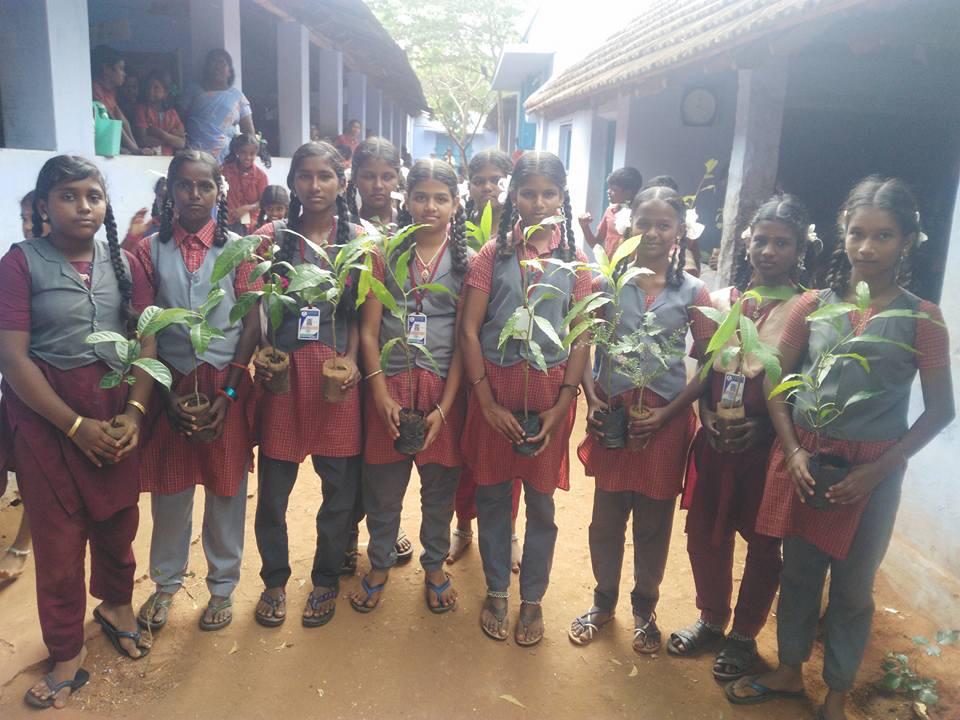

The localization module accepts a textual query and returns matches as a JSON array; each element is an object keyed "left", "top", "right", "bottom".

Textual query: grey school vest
[
  {"left": 17, "top": 236, "right": 130, "bottom": 372},
  {"left": 794, "top": 288, "right": 923, "bottom": 442},
  {"left": 379, "top": 244, "right": 471, "bottom": 378},
  {"left": 479, "top": 246, "right": 577, "bottom": 368},
  {"left": 595, "top": 272, "right": 705, "bottom": 401},
  {"left": 151, "top": 230, "right": 242, "bottom": 374},
  {"left": 271, "top": 220, "right": 357, "bottom": 355}
]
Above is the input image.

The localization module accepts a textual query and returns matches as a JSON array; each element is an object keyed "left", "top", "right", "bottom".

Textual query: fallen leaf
[
  {"left": 316, "top": 688, "right": 325, "bottom": 698},
  {"left": 628, "top": 665, "right": 638, "bottom": 677},
  {"left": 275, "top": 640, "right": 294, "bottom": 651},
  {"left": 228, "top": 641, "right": 239, "bottom": 655},
  {"left": 883, "top": 607, "right": 900, "bottom": 614},
  {"left": 499, "top": 694, "right": 526, "bottom": 708},
  {"left": 913, "top": 701, "right": 930, "bottom": 719},
  {"left": 610, "top": 658, "right": 622, "bottom": 666}
]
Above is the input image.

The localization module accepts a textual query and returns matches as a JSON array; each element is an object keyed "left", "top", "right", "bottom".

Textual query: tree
[{"left": 369, "top": 0, "right": 521, "bottom": 168}]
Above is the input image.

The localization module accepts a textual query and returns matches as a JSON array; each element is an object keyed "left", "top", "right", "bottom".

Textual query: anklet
[
  {"left": 5, "top": 546, "right": 31, "bottom": 557},
  {"left": 487, "top": 590, "right": 509, "bottom": 599},
  {"left": 520, "top": 598, "right": 541, "bottom": 606}
]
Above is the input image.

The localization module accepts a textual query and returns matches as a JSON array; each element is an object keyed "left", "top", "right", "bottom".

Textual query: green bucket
[{"left": 93, "top": 101, "right": 122, "bottom": 157}]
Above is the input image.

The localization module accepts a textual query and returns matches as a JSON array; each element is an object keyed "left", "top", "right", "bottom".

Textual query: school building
[
  {"left": 512, "top": 0, "right": 960, "bottom": 624},
  {"left": 0, "top": 0, "right": 426, "bottom": 247}
]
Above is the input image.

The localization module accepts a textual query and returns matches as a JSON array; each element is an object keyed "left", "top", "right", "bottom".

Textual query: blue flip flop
[
  {"left": 425, "top": 577, "right": 456, "bottom": 614},
  {"left": 93, "top": 607, "right": 150, "bottom": 660},
  {"left": 302, "top": 589, "right": 337, "bottom": 628},
  {"left": 724, "top": 675, "right": 806, "bottom": 705},
  {"left": 24, "top": 668, "right": 90, "bottom": 709},
  {"left": 349, "top": 576, "right": 386, "bottom": 614}
]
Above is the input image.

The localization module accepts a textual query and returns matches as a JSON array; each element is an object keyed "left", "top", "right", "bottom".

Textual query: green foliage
[
  {"left": 608, "top": 313, "right": 687, "bottom": 410},
  {"left": 681, "top": 158, "right": 719, "bottom": 209},
  {"left": 879, "top": 652, "right": 939, "bottom": 705},
  {"left": 465, "top": 201, "right": 493, "bottom": 252}
]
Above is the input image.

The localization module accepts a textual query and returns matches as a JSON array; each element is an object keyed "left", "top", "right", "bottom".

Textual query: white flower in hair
[
  {"left": 741, "top": 227, "right": 751, "bottom": 240},
  {"left": 914, "top": 211, "right": 928, "bottom": 245},
  {"left": 614, "top": 206, "right": 633, "bottom": 236},
  {"left": 497, "top": 176, "right": 511, "bottom": 205},
  {"left": 685, "top": 208, "right": 705, "bottom": 240},
  {"left": 400, "top": 166, "right": 409, "bottom": 180},
  {"left": 806, "top": 224, "right": 823, "bottom": 255}
]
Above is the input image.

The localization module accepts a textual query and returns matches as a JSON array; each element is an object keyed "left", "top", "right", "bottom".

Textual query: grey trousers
[
  {"left": 362, "top": 461, "right": 459, "bottom": 572},
  {"left": 477, "top": 480, "right": 556, "bottom": 602},
  {"left": 149, "top": 473, "right": 249, "bottom": 597},
  {"left": 777, "top": 473, "right": 902, "bottom": 692},
  {"left": 589, "top": 488, "right": 676, "bottom": 618},
  {"left": 254, "top": 452, "right": 360, "bottom": 590}
]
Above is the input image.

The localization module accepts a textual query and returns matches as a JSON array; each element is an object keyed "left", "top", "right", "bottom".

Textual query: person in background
[
  {"left": 91, "top": 45, "right": 152, "bottom": 156},
  {"left": 221, "top": 133, "right": 269, "bottom": 234},
  {"left": 134, "top": 71, "right": 186, "bottom": 157},
  {"left": 181, "top": 49, "right": 255, "bottom": 163},
  {"left": 335, "top": 120, "right": 362, "bottom": 157},
  {"left": 118, "top": 72, "right": 139, "bottom": 123},
  {"left": 122, "top": 178, "right": 167, "bottom": 252},
  {"left": 579, "top": 167, "right": 643, "bottom": 256},
  {"left": 310, "top": 124, "right": 322, "bottom": 142},
  {"left": 334, "top": 142, "right": 353, "bottom": 170},
  {"left": 255, "top": 185, "right": 290, "bottom": 228}
]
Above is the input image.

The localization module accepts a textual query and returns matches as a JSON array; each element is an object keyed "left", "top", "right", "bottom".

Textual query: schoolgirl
[
  {"left": 578, "top": 166, "right": 643, "bottom": 256},
  {"left": 221, "top": 133, "right": 268, "bottom": 234},
  {"left": 727, "top": 177, "right": 954, "bottom": 720},
  {"left": 350, "top": 159, "right": 471, "bottom": 613},
  {"left": 0, "top": 156, "right": 156, "bottom": 708},
  {"left": 134, "top": 150, "right": 261, "bottom": 633},
  {"left": 133, "top": 70, "right": 186, "bottom": 156},
  {"left": 252, "top": 141, "right": 363, "bottom": 629},
  {"left": 255, "top": 184, "right": 290, "bottom": 227},
  {"left": 569, "top": 185, "right": 713, "bottom": 653},
  {"left": 459, "top": 151, "right": 592, "bottom": 646},
  {"left": 670, "top": 195, "right": 814, "bottom": 680}
]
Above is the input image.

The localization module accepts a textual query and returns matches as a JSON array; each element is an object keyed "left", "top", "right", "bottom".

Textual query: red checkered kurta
[
  {"left": 364, "top": 369, "right": 464, "bottom": 467},
  {"left": 756, "top": 293, "right": 949, "bottom": 559}
]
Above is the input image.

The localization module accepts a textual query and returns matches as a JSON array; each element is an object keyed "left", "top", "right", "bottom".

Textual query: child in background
[
  {"left": 579, "top": 167, "right": 643, "bottom": 256},
  {"left": 570, "top": 186, "right": 712, "bottom": 654},
  {"left": 252, "top": 142, "right": 362, "bottom": 629},
  {"left": 91, "top": 45, "right": 151, "bottom": 156},
  {"left": 122, "top": 178, "right": 167, "bottom": 252},
  {"left": 221, "top": 133, "right": 268, "bottom": 234},
  {"left": 351, "top": 159, "right": 470, "bottom": 613},
  {"left": 459, "top": 151, "right": 592, "bottom": 646},
  {"left": 134, "top": 70, "right": 186, "bottom": 157},
  {"left": 728, "top": 177, "right": 954, "bottom": 720},
  {"left": 0, "top": 156, "right": 156, "bottom": 708},
  {"left": 134, "top": 150, "right": 261, "bottom": 634},
  {"left": 255, "top": 185, "right": 290, "bottom": 227},
  {"left": 671, "top": 195, "right": 814, "bottom": 680}
]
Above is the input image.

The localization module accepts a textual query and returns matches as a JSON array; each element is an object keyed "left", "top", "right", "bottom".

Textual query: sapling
[{"left": 465, "top": 200, "right": 493, "bottom": 252}]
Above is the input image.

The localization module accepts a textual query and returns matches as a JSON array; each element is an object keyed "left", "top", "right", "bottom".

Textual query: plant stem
[{"left": 523, "top": 361, "right": 529, "bottom": 419}]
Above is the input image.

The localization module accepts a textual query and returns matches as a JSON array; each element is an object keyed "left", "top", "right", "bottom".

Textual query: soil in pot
[
  {"left": 807, "top": 452, "right": 851, "bottom": 511},
  {"left": 257, "top": 346, "right": 290, "bottom": 395},
  {"left": 596, "top": 405, "right": 628, "bottom": 449},
  {"left": 512, "top": 412, "right": 543, "bottom": 457},
  {"left": 394, "top": 408, "right": 426, "bottom": 455},
  {"left": 627, "top": 406, "right": 652, "bottom": 452},
  {"left": 716, "top": 404, "right": 746, "bottom": 450},
  {"left": 322, "top": 357, "right": 351, "bottom": 403},
  {"left": 177, "top": 393, "right": 218, "bottom": 443}
]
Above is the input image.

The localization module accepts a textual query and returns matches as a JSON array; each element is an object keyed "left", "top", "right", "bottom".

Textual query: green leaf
[
  {"left": 526, "top": 338, "right": 547, "bottom": 372},
  {"left": 706, "top": 301, "right": 741, "bottom": 354},
  {"left": 881, "top": 672, "right": 903, "bottom": 690},
  {"left": 85, "top": 330, "right": 128, "bottom": 346},
  {"left": 267, "top": 297, "right": 285, "bottom": 331},
  {"left": 379, "top": 336, "right": 403, "bottom": 371},
  {"left": 592, "top": 243, "right": 609, "bottom": 273},
  {"left": 131, "top": 358, "right": 173, "bottom": 390},
  {"left": 807, "top": 303, "right": 858, "bottom": 323},
  {"left": 356, "top": 264, "right": 371, "bottom": 310},
  {"left": 141, "top": 307, "right": 198, "bottom": 338},
  {"left": 199, "top": 287, "right": 226, "bottom": 317},
  {"left": 415, "top": 282, "right": 455, "bottom": 297},
  {"left": 479, "top": 200, "right": 492, "bottom": 245},
  {"left": 609, "top": 234, "right": 644, "bottom": 269},
  {"left": 936, "top": 629, "right": 959, "bottom": 645},
  {"left": 367, "top": 275, "right": 399, "bottom": 313},
  {"left": 385, "top": 224, "right": 421, "bottom": 260},
  {"left": 753, "top": 347, "right": 783, "bottom": 386},
  {"left": 412, "top": 342, "right": 442, "bottom": 376},
  {"left": 748, "top": 285, "right": 798, "bottom": 303},
  {"left": 533, "top": 315, "right": 563, "bottom": 349},
  {"left": 855, "top": 281, "right": 871, "bottom": 312},
  {"left": 693, "top": 305, "right": 725, "bottom": 324},
  {"left": 846, "top": 334, "right": 918, "bottom": 353},
  {"left": 278, "top": 294, "right": 300, "bottom": 315},
  {"left": 563, "top": 317, "right": 603, "bottom": 349},
  {"left": 229, "top": 291, "right": 262, "bottom": 324},
  {"left": 868, "top": 309, "right": 932, "bottom": 322},
  {"left": 769, "top": 378, "right": 807, "bottom": 399},
  {"left": 287, "top": 263, "right": 334, "bottom": 294},
  {"left": 925, "top": 645, "right": 943, "bottom": 657},
  {"left": 562, "top": 292, "right": 611, "bottom": 329},
  {"left": 739, "top": 315, "right": 760, "bottom": 355},
  {"left": 614, "top": 265, "right": 656, "bottom": 292},
  {"left": 136, "top": 305, "right": 163, "bottom": 336},
  {"left": 718, "top": 345, "right": 740, "bottom": 368},
  {"left": 833, "top": 352, "right": 870, "bottom": 373},
  {"left": 210, "top": 234, "right": 261, "bottom": 285},
  {"left": 248, "top": 260, "right": 272, "bottom": 284},
  {"left": 190, "top": 321, "right": 215, "bottom": 356},
  {"left": 394, "top": 248, "right": 412, "bottom": 291},
  {"left": 917, "top": 687, "right": 939, "bottom": 705},
  {"left": 843, "top": 389, "right": 881, "bottom": 410},
  {"left": 99, "top": 369, "right": 123, "bottom": 389},
  {"left": 497, "top": 308, "right": 524, "bottom": 350}
]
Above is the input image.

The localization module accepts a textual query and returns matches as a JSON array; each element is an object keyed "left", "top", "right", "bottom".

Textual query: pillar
[
  {"left": 366, "top": 86, "right": 382, "bottom": 138},
  {"left": 345, "top": 71, "right": 367, "bottom": 136},
  {"left": 315, "top": 48, "right": 343, "bottom": 137},
  {"left": 717, "top": 63, "right": 788, "bottom": 284},
  {"left": 382, "top": 102, "right": 394, "bottom": 142},
  {"left": 190, "top": 0, "right": 242, "bottom": 89},
  {"left": 276, "top": 21, "right": 309, "bottom": 156},
  {"left": 392, "top": 109, "right": 404, "bottom": 151}
]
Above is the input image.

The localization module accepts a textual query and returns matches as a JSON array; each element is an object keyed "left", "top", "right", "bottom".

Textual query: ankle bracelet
[
  {"left": 487, "top": 590, "right": 509, "bottom": 599},
  {"left": 4, "top": 546, "right": 30, "bottom": 557}
]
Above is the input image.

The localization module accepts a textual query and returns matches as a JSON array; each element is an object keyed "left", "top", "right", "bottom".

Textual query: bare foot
[
  {"left": 255, "top": 587, "right": 286, "bottom": 625},
  {"left": 515, "top": 602, "right": 544, "bottom": 646},
  {"left": 347, "top": 569, "right": 389, "bottom": 611},
  {"left": 425, "top": 569, "right": 457, "bottom": 610},
  {"left": 96, "top": 603, "right": 148, "bottom": 658},
  {"left": 480, "top": 596, "right": 508, "bottom": 640},
  {"left": 821, "top": 690, "right": 848, "bottom": 720},
  {"left": 0, "top": 547, "right": 28, "bottom": 581},
  {"left": 25, "top": 646, "right": 88, "bottom": 709},
  {"left": 728, "top": 664, "right": 805, "bottom": 701},
  {"left": 446, "top": 528, "right": 473, "bottom": 565}
]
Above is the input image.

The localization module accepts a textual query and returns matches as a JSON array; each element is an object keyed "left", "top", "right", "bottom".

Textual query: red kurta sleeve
[
  {"left": 0, "top": 248, "right": 31, "bottom": 331},
  {"left": 464, "top": 241, "right": 496, "bottom": 294},
  {"left": 915, "top": 301, "right": 950, "bottom": 370},
  {"left": 126, "top": 249, "right": 155, "bottom": 313},
  {"left": 780, "top": 290, "right": 820, "bottom": 350}
]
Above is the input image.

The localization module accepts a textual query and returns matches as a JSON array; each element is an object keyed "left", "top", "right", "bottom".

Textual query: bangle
[
  {"left": 218, "top": 386, "right": 238, "bottom": 403},
  {"left": 230, "top": 361, "right": 249, "bottom": 371},
  {"left": 559, "top": 383, "right": 581, "bottom": 397},
  {"left": 364, "top": 369, "right": 383, "bottom": 381},
  {"left": 786, "top": 446, "right": 804, "bottom": 461},
  {"left": 470, "top": 373, "right": 487, "bottom": 387},
  {"left": 434, "top": 403, "right": 446, "bottom": 425},
  {"left": 126, "top": 400, "right": 147, "bottom": 416},
  {"left": 66, "top": 415, "right": 83, "bottom": 439}
]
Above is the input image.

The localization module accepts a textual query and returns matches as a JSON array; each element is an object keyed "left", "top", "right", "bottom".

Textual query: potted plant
[{"left": 768, "top": 281, "right": 927, "bottom": 509}]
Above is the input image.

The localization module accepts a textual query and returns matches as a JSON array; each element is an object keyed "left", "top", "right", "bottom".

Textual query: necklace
[{"left": 414, "top": 241, "right": 446, "bottom": 282}]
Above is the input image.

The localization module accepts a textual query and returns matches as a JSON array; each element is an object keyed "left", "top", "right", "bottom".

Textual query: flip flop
[
  {"left": 349, "top": 576, "right": 386, "bottom": 614},
  {"left": 425, "top": 577, "right": 456, "bottom": 614},
  {"left": 480, "top": 595, "right": 509, "bottom": 641},
  {"left": 515, "top": 603, "right": 544, "bottom": 647},
  {"left": 724, "top": 676, "right": 806, "bottom": 705},
  {"left": 93, "top": 608, "right": 150, "bottom": 660},
  {"left": 254, "top": 590, "right": 286, "bottom": 628},
  {"left": 199, "top": 597, "right": 233, "bottom": 632},
  {"left": 137, "top": 591, "right": 174, "bottom": 631},
  {"left": 395, "top": 529, "right": 414, "bottom": 565},
  {"left": 23, "top": 669, "right": 90, "bottom": 709},
  {"left": 568, "top": 609, "right": 614, "bottom": 646},
  {"left": 303, "top": 589, "right": 338, "bottom": 627}
]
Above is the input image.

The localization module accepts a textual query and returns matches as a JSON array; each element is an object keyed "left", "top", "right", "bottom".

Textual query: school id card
[
  {"left": 297, "top": 307, "right": 321, "bottom": 341},
  {"left": 407, "top": 312, "right": 427, "bottom": 346},
  {"left": 720, "top": 372, "right": 746, "bottom": 408}
]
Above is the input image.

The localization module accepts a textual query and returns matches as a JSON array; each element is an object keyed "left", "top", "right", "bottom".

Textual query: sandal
[
  {"left": 349, "top": 576, "right": 386, "bottom": 614},
  {"left": 515, "top": 602, "right": 544, "bottom": 647},
  {"left": 93, "top": 607, "right": 151, "bottom": 660},
  {"left": 137, "top": 591, "right": 174, "bottom": 631},
  {"left": 446, "top": 528, "right": 473, "bottom": 564},
  {"left": 303, "top": 588, "right": 338, "bottom": 627},
  {"left": 480, "top": 595, "right": 509, "bottom": 641},
  {"left": 632, "top": 613, "right": 662, "bottom": 654},
  {"left": 425, "top": 576, "right": 456, "bottom": 614},
  {"left": 395, "top": 529, "right": 414, "bottom": 565},
  {"left": 339, "top": 531, "right": 359, "bottom": 576},
  {"left": 724, "top": 675, "right": 806, "bottom": 705},
  {"left": 568, "top": 608, "right": 614, "bottom": 646},
  {"left": 667, "top": 618, "right": 724, "bottom": 657},
  {"left": 511, "top": 534, "right": 521, "bottom": 573},
  {"left": 254, "top": 590, "right": 286, "bottom": 628},
  {"left": 198, "top": 596, "right": 233, "bottom": 632},
  {"left": 23, "top": 669, "right": 90, "bottom": 709},
  {"left": 713, "top": 636, "right": 758, "bottom": 681}
]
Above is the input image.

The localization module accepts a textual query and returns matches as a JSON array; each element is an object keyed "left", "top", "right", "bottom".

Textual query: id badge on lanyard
[
  {"left": 720, "top": 372, "right": 746, "bottom": 408},
  {"left": 407, "top": 312, "right": 427, "bottom": 345},
  {"left": 298, "top": 307, "right": 321, "bottom": 341}
]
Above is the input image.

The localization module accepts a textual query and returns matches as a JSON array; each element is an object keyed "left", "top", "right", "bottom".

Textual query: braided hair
[
  {"left": 223, "top": 133, "right": 259, "bottom": 167},
  {"left": 630, "top": 185, "right": 688, "bottom": 288},
  {"left": 158, "top": 150, "right": 229, "bottom": 247},
  {"left": 150, "top": 177, "right": 167, "bottom": 219},
  {"left": 466, "top": 149, "right": 513, "bottom": 222},
  {"left": 32, "top": 155, "right": 134, "bottom": 330},
  {"left": 255, "top": 185, "right": 290, "bottom": 228},
  {"left": 733, "top": 194, "right": 813, "bottom": 292},
  {"left": 346, "top": 137, "right": 401, "bottom": 224},
  {"left": 393, "top": 159, "right": 469, "bottom": 276},
  {"left": 495, "top": 151, "right": 574, "bottom": 261},
  {"left": 828, "top": 175, "right": 921, "bottom": 294}
]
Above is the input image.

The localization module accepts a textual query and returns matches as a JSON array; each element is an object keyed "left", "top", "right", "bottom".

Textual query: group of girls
[{"left": 0, "top": 136, "right": 952, "bottom": 720}]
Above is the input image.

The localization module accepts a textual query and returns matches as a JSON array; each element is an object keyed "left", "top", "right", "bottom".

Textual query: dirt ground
[{"left": 0, "top": 397, "right": 957, "bottom": 720}]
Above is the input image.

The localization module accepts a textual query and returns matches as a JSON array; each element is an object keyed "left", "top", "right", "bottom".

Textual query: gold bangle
[
  {"left": 786, "top": 445, "right": 804, "bottom": 460},
  {"left": 470, "top": 373, "right": 487, "bottom": 387},
  {"left": 66, "top": 415, "right": 84, "bottom": 439},
  {"left": 434, "top": 403, "right": 446, "bottom": 425},
  {"left": 364, "top": 369, "right": 383, "bottom": 381},
  {"left": 126, "top": 400, "right": 147, "bottom": 416}
]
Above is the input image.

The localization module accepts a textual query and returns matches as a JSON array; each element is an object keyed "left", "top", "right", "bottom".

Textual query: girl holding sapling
[
  {"left": 251, "top": 141, "right": 363, "bottom": 630},
  {"left": 570, "top": 185, "right": 713, "bottom": 654},
  {"left": 727, "top": 177, "right": 954, "bottom": 720},
  {"left": 134, "top": 150, "right": 261, "bottom": 633},
  {"left": 459, "top": 151, "right": 592, "bottom": 646},
  {"left": 351, "top": 159, "right": 471, "bottom": 613},
  {"left": 0, "top": 156, "right": 156, "bottom": 708},
  {"left": 670, "top": 195, "right": 816, "bottom": 681}
]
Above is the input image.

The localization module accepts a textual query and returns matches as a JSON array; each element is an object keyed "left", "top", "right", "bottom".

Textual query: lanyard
[{"left": 410, "top": 239, "right": 448, "bottom": 312}]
